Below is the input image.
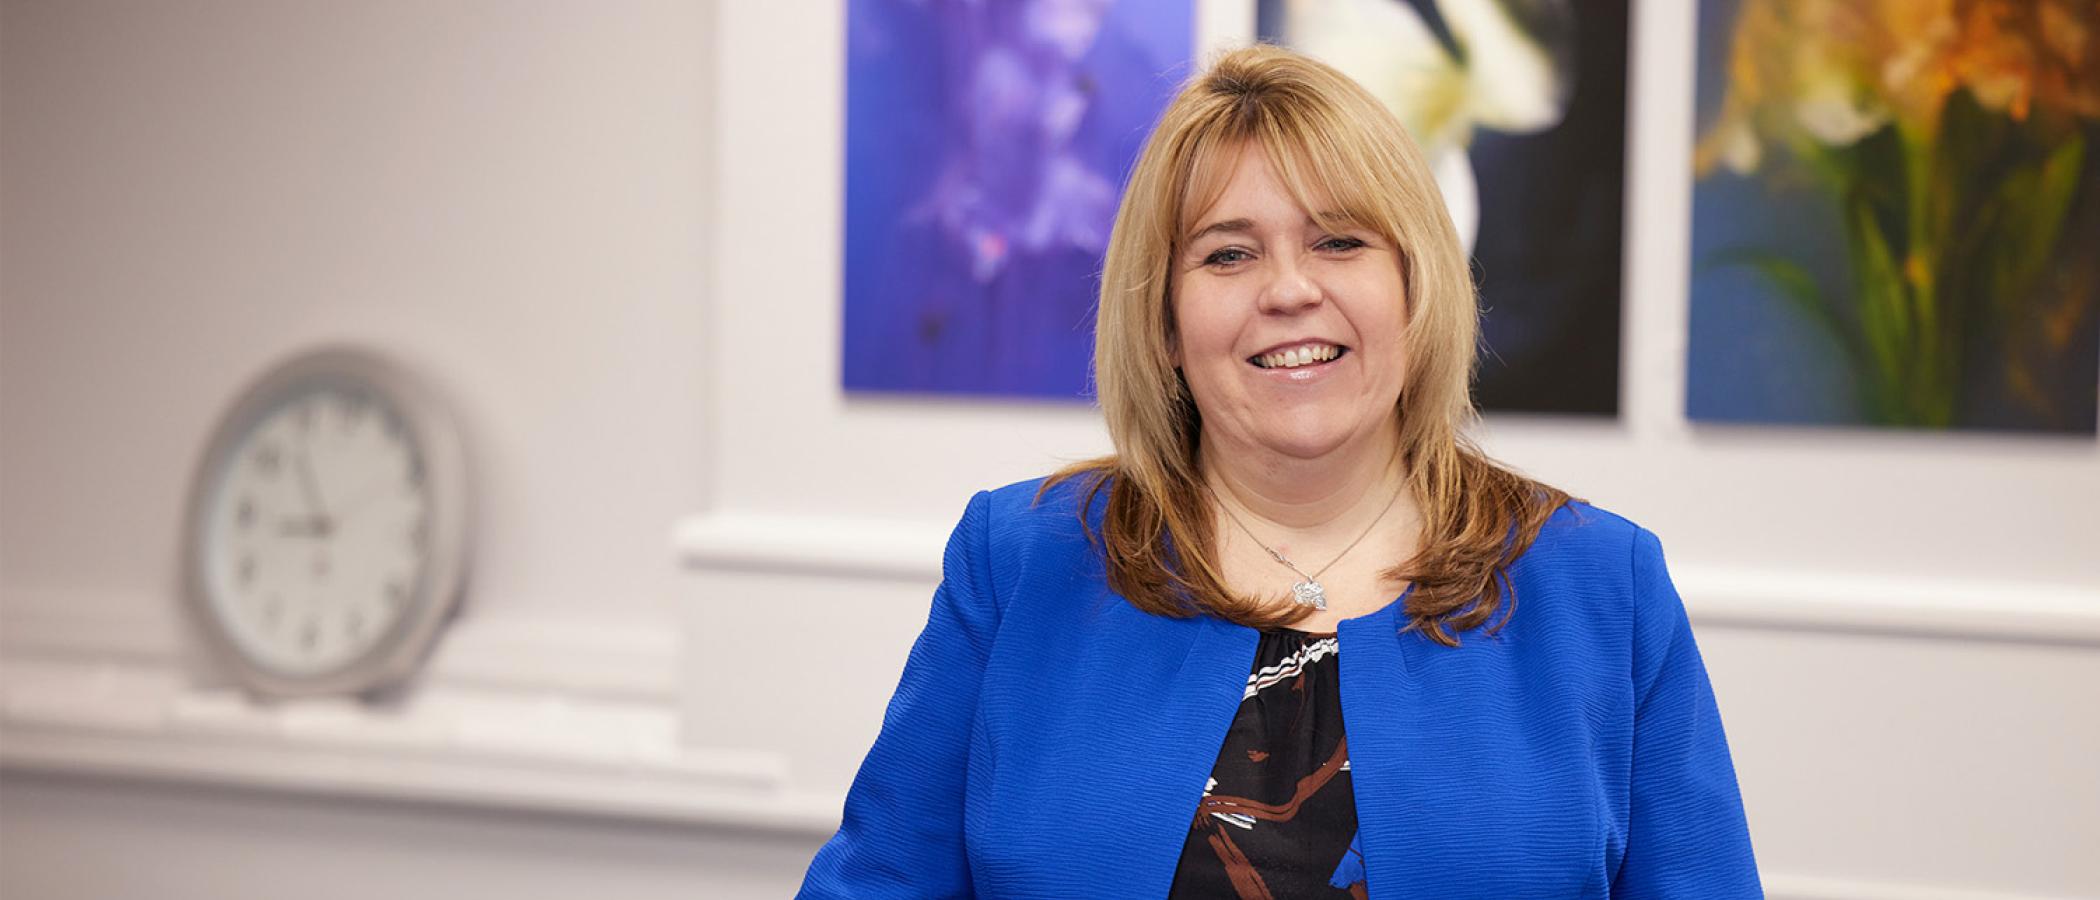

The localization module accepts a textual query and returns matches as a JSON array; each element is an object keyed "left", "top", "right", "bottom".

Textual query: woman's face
[{"left": 1171, "top": 142, "right": 1408, "bottom": 463}]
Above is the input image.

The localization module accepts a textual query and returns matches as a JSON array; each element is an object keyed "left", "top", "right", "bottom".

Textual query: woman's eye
[
  {"left": 1319, "top": 236, "right": 1366, "bottom": 252},
  {"left": 1204, "top": 248, "right": 1251, "bottom": 266}
]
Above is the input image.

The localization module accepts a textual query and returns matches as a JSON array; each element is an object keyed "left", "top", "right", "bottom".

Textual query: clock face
[{"left": 199, "top": 384, "right": 432, "bottom": 679}]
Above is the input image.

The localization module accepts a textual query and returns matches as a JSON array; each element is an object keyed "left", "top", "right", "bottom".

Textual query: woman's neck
[{"left": 1197, "top": 424, "right": 1410, "bottom": 534}]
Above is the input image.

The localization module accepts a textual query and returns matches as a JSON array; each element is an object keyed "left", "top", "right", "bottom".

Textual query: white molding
[
  {"left": 673, "top": 512, "right": 2100, "bottom": 646},
  {"left": 1680, "top": 567, "right": 2100, "bottom": 647},
  {"left": 672, "top": 510, "right": 953, "bottom": 581},
  {"left": 0, "top": 656, "right": 837, "bottom": 833}
]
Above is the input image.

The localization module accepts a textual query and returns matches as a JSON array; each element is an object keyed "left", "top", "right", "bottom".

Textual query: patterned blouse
[{"left": 1167, "top": 628, "right": 1367, "bottom": 899}]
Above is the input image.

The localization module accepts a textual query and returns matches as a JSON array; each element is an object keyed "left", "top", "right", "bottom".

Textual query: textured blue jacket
[{"left": 800, "top": 475, "right": 1761, "bottom": 898}]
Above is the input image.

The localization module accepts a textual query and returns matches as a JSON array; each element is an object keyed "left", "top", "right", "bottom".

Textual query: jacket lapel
[
  {"left": 1338, "top": 599, "right": 1448, "bottom": 899},
  {"left": 1108, "top": 612, "right": 1256, "bottom": 897}
]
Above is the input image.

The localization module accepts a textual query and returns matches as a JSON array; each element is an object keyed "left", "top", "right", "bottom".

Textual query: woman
[{"left": 801, "top": 45, "right": 1759, "bottom": 898}]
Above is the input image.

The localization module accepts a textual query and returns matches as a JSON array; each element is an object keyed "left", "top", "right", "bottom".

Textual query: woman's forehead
[{"left": 1178, "top": 138, "right": 1369, "bottom": 238}]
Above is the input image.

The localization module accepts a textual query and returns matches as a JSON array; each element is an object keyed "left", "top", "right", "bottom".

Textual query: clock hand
[{"left": 296, "top": 439, "right": 330, "bottom": 519}]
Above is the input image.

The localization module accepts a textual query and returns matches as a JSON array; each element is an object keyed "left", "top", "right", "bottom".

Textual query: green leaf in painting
[{"left": 2002, "top": 135, "right": 2085, "bottom": 308}]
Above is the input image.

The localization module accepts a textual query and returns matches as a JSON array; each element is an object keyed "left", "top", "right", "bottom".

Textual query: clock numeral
[
  {"left": 238, "top": 553, "right": 256, "bottom": 587},
  {"left": 408, "top": 518, "right": 428, "bottom": 548},
  {"left": 237, "top": 498, "right": 256, "bottom": 529},
  {"left": 385, "top": 579, "right": 408, "bottom": 609},
  {"left": 262, "top": 595, "right": 282, "bottom": 628},
  {"left": 254, "top": 444, "right": 281, "bottom": 476},
  {"left": 346, "top": 609, "right": 365, "bottom": 639},
  {"left": 300, "top": 620, "right": 319, "bottom": 653}
]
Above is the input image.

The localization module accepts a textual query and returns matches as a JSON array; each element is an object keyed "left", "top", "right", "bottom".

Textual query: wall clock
[{"left": 181, "top": 344, "right": 473, "bottom": 698}]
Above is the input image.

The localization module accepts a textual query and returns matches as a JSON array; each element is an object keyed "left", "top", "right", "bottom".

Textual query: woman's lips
[{"left": 1247, "top": 349, "right": 1346, "bottom": 383}]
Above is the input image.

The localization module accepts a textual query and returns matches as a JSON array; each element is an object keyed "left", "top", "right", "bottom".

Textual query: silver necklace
[{"left": 1206, "top": 478, "right": 1405, "bottom": 612}]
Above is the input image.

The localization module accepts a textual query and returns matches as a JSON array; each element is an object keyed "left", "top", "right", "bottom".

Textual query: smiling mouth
[{"left": 1248, "top": 345, "right": 1348, "bottom": 370}]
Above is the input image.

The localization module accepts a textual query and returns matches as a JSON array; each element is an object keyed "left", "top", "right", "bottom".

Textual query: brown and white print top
[{"left": 1168, "top": 629, "right": 1367, "bottom": 899}]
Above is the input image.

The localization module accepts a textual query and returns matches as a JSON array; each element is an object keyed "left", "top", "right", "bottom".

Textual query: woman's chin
[
  {"left": 1247, "top": 426, "right": 1357, "bottom": 462},
  {"left": 1233, "top": 406, "right": 1404, "bottom": 462}
]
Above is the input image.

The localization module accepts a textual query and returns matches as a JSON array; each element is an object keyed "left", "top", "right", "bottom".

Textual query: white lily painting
[{"left": 1262, "top": 0, "right": 1629, "bottom": 415}]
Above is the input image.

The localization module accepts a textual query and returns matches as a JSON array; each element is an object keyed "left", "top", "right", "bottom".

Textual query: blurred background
[{"left": 2, "top": 1, "right": 2095, "bottom": 898}]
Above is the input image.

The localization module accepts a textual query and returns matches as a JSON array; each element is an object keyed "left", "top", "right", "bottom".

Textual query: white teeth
[{"left": 1255, "top": 344, "right": 1340, "bottom": 369}]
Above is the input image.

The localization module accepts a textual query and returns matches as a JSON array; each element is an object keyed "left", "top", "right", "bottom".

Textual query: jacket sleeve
[
  {"left": 798, "top": 490, "right": 998, "bottom": 899},
  {"left": 1612, "top": 526, "right": 1763, "bottom": 898}
]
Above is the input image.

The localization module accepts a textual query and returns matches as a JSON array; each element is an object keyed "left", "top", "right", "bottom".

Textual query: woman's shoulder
[
  {"left": 1528, "top": 498, "right": 1650, "bottom": 567},
  {"left": 978, "top": 470, "right": 1112, "bottom": 536},
  {"left": 943, "top": 472, "right": 1112, "bottom": 581},
  {"left": 1508, "top": 498, "right": 1687, "bottom": 643}
]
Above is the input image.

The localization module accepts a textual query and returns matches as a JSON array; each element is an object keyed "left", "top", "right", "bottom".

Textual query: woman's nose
[{"left": 1258, "top": 255, "right": 1322, "bottom": 313}]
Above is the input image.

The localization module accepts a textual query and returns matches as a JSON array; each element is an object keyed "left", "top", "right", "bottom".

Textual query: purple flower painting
[{"left": 843, "top": 0, "right": 1194, "bottom": 400}]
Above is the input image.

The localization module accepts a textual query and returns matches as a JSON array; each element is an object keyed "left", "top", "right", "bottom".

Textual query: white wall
[
  {"left": 0, "top": 1, "right": 825, "bottom": 897},
  {"left": 3, "top": 1, "right": 2096, "bottom": 899},
  {"left": 0, "top": 0, "right": 713, "bottom": 623}
]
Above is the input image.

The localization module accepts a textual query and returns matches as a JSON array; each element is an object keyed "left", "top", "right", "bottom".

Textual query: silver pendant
[{"left": 1292, "top": 580, "right": 1327, "bottom": 611}]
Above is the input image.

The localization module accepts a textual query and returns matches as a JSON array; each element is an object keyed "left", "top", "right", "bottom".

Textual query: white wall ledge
[
  {"left": 0, "top": 588, "right": 842, "bottom": 834},
  {"left": 673, "top": 510, "right": 954, "bottom": 580},
  {"left": 0, "top": 657, "right": 838, "bottom": 835},
  {"left": 1683, "top": 567, "right": 2100, "bottom": 647}
]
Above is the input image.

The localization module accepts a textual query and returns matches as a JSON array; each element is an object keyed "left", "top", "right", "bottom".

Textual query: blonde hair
[{"left": 1040, "top": 44, "right": 1577, "bottom": 646}]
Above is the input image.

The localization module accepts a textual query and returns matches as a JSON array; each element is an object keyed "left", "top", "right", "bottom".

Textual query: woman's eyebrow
[
  {"left": 1187, "top": 212, "right": 1359, "bottom": 244},
  {"left": 1185, "top": 217, "right": 1255, "bottom": 243}
]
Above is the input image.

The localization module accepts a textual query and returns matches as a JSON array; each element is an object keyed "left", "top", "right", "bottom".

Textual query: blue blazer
[{"left": 800, "top": 475, "right": 1761, "bottom": 898}]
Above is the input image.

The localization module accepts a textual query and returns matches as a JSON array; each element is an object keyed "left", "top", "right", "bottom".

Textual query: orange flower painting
[{"left": 1689, "top": 0, "right": 2100, "bottom": 432}]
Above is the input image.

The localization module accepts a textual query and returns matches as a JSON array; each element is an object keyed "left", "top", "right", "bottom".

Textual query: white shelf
[
  {"left": 0, "top": 594, "right": 845, "bottom": 834},
  {"left": 0, "top": 657, "right": 840, "bottom": 834}
]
